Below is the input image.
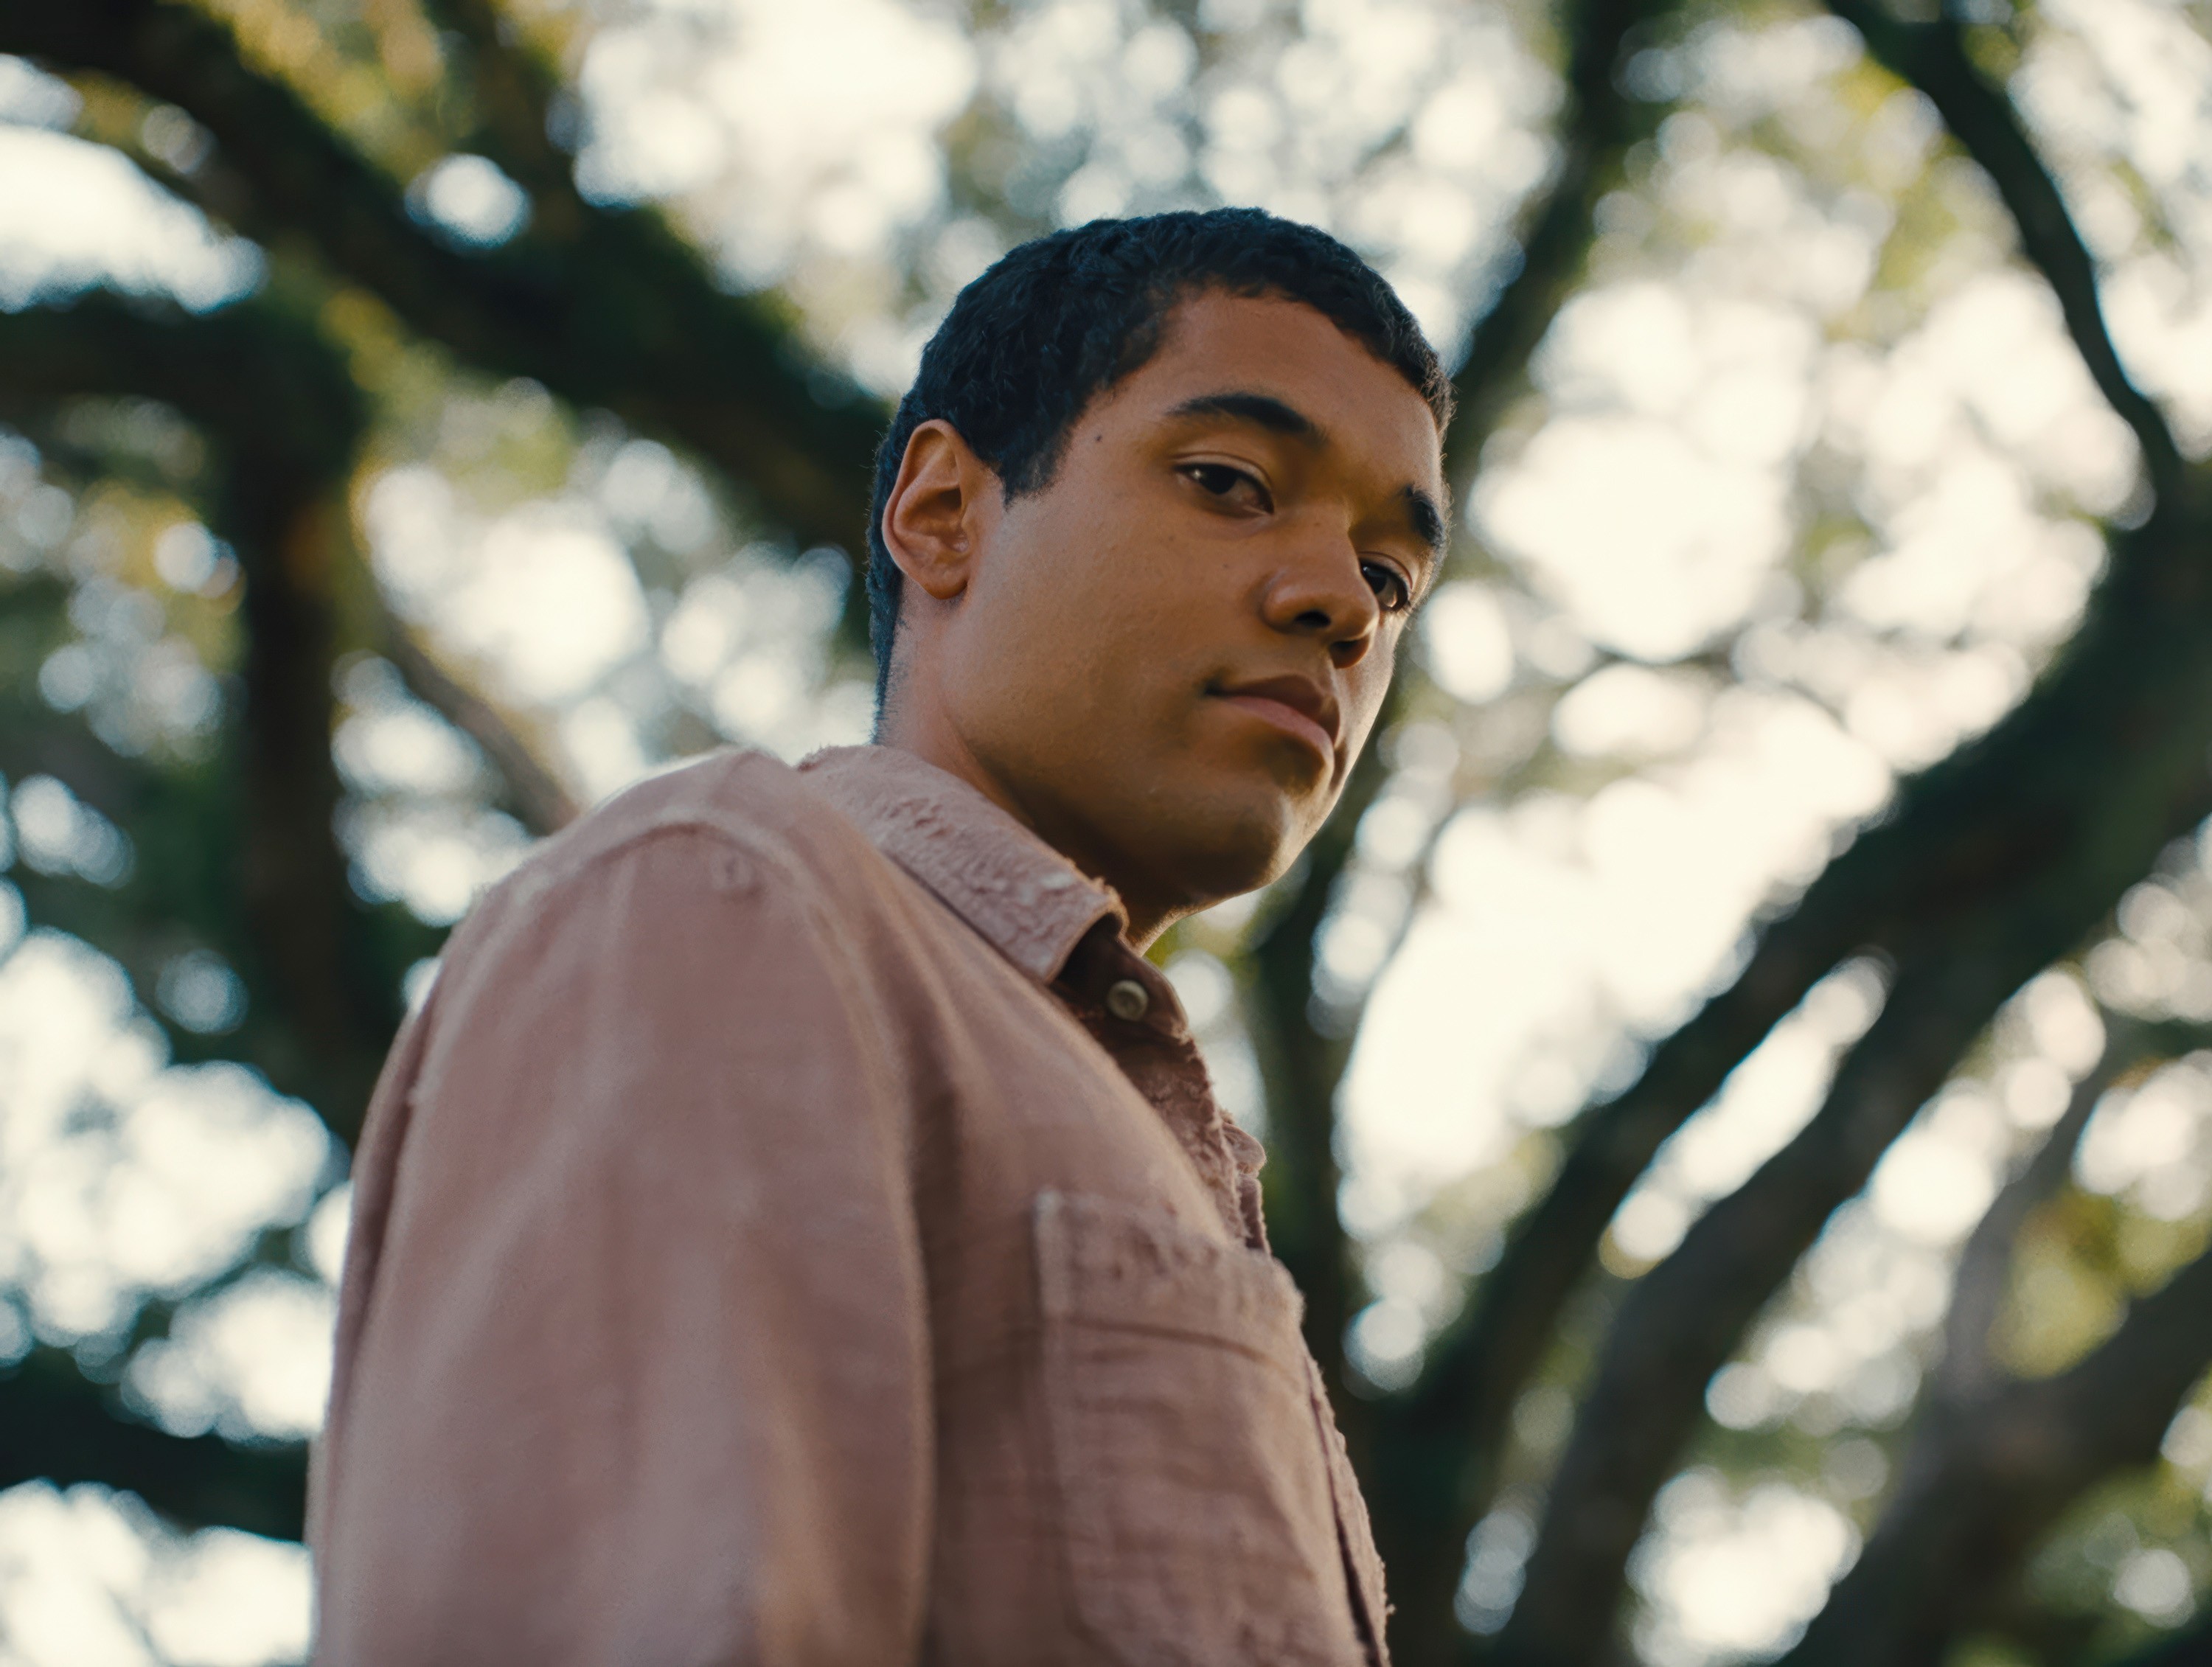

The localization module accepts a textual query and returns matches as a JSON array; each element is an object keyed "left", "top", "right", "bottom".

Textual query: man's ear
[{"left": 882, "top": 420, "right": 992, "bottom": 602}]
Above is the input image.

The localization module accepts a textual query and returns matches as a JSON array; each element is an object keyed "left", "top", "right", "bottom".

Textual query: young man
[{"left": 310, "top": 208, "right": 1452, "bottom": 1664}]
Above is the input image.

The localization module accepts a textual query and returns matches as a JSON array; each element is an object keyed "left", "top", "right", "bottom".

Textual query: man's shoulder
[{"left": 488, "top": 747, "right": 891, "bottom": 917}]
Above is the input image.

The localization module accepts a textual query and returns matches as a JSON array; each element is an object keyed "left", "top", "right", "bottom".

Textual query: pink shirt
[{"left": 310, "top": 743, "right": 1390, "bottom": 1664}]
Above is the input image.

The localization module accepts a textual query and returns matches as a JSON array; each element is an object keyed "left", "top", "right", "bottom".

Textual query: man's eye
[
  {"left": 1183, "top": 462, "right": 1268, "bottom": 507},
  {"left": 1363, "top": 560, "right": 1413, "bottom": 613}
]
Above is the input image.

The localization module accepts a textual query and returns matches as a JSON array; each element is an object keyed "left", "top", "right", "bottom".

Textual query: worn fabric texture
[{"left": 310, "top": 743, "right": 1390, "bottom": 1666}]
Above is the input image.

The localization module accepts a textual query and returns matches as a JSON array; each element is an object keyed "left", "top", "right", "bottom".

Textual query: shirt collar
[{"left": 797, "top": 745, "right": 1124, "bottom": 985}]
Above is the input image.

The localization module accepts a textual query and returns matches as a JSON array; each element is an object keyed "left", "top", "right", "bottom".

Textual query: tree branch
[
  {"left": 0, "top": 293, "right": 593, "bottom": 1123},
  {"left": 0, "top": 290, "right": 590, "bottom": 1565},
  {"left": 0, "top": 0, "right": 888, "bottom": 557},
  {"left": 1938, "top": 1036, "right": 2116, "bottom": 1403},
  {"left": 1496, "top": 591, "right": 2212, "bottom": 1662},
  {"left": 1823, "top": 0, "right": 2186, "bottom": 497},
  {"left": 1781, "top": 1238, "right": 2212, "bottom": 1666},
  {"left": 1443, "top": 0, "right": 1665, "bottom": 483},
  {"left": 1495, "top": 950, "right": 2028, "bottom": 1663},
  {"left": 414, "top": 0, "right": 588, "bottom": 203},
  {"left": 1767, "top": 1011, "right": 2212, "bottom": 1664},
  {"left": 1380, "top": 867, "right": 1861, "bottom": 1646},
  {"left": 378, "top": 614, "right": 581, "bottom": 836},
  {"left": 1246, "top": 686, "right": 1402, "bottom": 1408},
  {"left": 0, "top": 293, "right": 573, "bottom": 1126},
  {"left": 0, "top": 296, "right": 580, "bottom": 1555},
  {"left": 1939, "top": 1012, "right": 2212, "bottom": 1404},
  {"left": 0, "top": 293, "right": 398, "bottom": 1140}
]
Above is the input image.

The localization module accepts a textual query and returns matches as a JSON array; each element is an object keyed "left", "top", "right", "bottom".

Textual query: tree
[{"left": 1, "top": 0, "right": 2208, "bottom": 1662}]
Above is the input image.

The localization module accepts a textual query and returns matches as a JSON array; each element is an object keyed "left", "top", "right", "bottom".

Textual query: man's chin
[{"left": 1142, "top": 790, "right": 1313, "bottom": 909}]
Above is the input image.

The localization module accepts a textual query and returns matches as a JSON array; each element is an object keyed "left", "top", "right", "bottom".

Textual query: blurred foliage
[{"left": 1, "top": 0, "right": 2212, "bottom": 1663}]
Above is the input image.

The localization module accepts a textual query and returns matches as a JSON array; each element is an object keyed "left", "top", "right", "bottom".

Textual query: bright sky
[{"left": 4, "top": 0, "right": 2212, "bottom": 1660}]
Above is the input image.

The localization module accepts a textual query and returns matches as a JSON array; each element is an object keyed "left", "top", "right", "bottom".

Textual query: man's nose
[{"left": 1259, "top": 533, "right": 1381, "bottom": 668}]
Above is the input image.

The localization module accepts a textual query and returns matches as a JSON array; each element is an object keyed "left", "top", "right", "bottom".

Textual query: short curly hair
[{"left": 866, "top": 208, "right": 1452, "bottom": 704}]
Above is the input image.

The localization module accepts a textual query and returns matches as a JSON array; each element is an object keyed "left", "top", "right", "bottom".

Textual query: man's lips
[{"left": 1213, "top": 677, "right": 1340, "bottom": 764}]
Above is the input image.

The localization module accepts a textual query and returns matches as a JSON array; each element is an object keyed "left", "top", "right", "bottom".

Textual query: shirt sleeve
[{"left": 310, "top": 823, "right": 931, "bottom": 1666}]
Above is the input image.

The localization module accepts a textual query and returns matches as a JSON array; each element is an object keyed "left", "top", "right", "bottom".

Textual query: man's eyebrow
[
  {"left": 1402, "top": 484, "right": 1447, "bottom": 559},
  {"left": 1164, "top": 391, "right": 1321, "bottom": 439},
  {"left": 1168, "top": 389, "right": 1447, "bottom": 562}
]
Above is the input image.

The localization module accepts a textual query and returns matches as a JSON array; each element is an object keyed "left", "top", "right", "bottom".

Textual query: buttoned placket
[
  {"left": 1056, "top": 921, "right": 1379, "bottom": 1657},
  {"left": 1053, "top": 924, "right": 1267, "bottom": 1252},
  {"left": 799, "top": 746, "right": 1273, "bottom": 1250}
]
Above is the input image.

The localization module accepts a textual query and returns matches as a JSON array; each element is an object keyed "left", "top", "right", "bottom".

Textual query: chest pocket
[{"left": 1034, "top": 1191, "right": 1371, "bottom": 1667}]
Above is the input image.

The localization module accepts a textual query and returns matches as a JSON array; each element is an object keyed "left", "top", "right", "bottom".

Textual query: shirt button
[{"left": 1105, "top": 979, "right": 1151, "bottom": 1022}]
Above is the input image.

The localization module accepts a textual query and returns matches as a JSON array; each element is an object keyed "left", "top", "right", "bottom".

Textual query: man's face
[{"left": 888, "top": 290, "right": 1447, "bottom": 939}]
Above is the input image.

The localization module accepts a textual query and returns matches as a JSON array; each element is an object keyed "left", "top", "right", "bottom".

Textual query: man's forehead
[
  {"left": 1133, "top": 295, "right": 1446, "bottom": 489},
  {"left": 1141, "top": 309, "right": 1451, "bottom": 497}
]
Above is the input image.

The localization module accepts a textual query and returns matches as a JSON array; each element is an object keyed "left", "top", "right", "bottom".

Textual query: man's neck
[{"left": 874, "top": 712, "right": 1175, "bottom": 949}]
